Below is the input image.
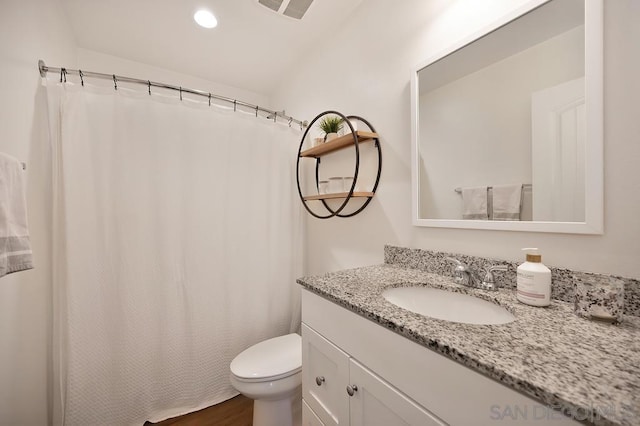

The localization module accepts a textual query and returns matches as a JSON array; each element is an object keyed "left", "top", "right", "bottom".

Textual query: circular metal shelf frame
[{"left": 296, "top": 111, "right": 382, "bottom": 219}]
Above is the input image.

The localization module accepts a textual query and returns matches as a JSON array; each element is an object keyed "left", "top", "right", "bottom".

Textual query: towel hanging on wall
[{"left": 0, "top": 152, "right": 33, "bottom": 278}]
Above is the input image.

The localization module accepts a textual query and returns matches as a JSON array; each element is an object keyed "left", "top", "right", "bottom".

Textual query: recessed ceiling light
[{"left": 194, "top": 10, "right": 218, "bottom": 28}]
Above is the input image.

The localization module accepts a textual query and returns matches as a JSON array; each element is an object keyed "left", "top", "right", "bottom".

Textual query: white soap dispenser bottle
[{"left": 516, "top": 248, "right": 551, "bottom": 307}]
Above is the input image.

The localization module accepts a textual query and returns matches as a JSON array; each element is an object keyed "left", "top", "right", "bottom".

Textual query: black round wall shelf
[{"left": 296, "top": 111, "right": 382, "bottom": 219}]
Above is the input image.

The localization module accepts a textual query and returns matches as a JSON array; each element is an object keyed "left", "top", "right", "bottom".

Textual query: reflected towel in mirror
[
  {"left": 462, "top": 186, "right": 488, "bottom": 220},
  {"left": 492, "top": 184, "right": 522, "bottom": 221}
]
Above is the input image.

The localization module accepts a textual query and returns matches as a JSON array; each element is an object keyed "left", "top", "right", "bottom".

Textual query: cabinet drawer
[
  {"left": 303, "top": 400, "right": 326, "bottom": 426},
  {"left": 302, "top": 324, "right": 350, "bottom": 426}
]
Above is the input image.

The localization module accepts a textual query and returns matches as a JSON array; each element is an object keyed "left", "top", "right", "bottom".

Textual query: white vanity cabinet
[
  {"left": 302, "top": 324, "right": 443, "bottom": 426},
  {"left": 301, "top": 289, "right": 581, "bottom": 426},
  {"left": 302, "top": 295, "right": 444, "bottom": 426}
]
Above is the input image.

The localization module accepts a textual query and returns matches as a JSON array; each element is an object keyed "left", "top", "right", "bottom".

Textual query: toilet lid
[{"left": 230, "top": 333, "right": 301, "bottom": 381}]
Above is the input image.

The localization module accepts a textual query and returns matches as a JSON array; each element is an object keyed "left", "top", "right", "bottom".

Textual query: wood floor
[{"left": 145, "top": 395, "right": 253, "bottom": 426}]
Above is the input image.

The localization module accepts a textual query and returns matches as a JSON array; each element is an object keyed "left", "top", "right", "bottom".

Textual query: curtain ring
[
  {"left": 233, "top": 100, "right": 237, "bottom": 112},
  {"left": 79, "top": 70, "right": 84, "bottom": 86},
  {"left": 288, "top": 117, "right": 293, "bottom": 127},
  {"left": 179, "top": 86, "right": 182, "bottom": 101},
  {"left": 208, "top": 93, "right": 211, "bottom": 106},
  {"left": 255, "top": 106, "right": 258, "bottom": 117},
  {"left": 148, "top": 80, "right": 151, "bottom": 95},
  {"left": 273, "top": 111, "right": 277, "bottom": 123},
  {"left": 60, "top": 68, "right": 67, "bottom": 83},
  {"left": 112, "top": 74, "right": 118, "bottom": 90}
]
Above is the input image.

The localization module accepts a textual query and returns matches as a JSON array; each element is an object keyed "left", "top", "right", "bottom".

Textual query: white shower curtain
[{"left": 46, "top": 82, "right": 303, "bottom": 425}]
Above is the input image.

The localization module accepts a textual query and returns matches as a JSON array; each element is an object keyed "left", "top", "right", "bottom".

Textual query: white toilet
[{"left": 230, "top": 333, "right": 302, "bottom": 426}]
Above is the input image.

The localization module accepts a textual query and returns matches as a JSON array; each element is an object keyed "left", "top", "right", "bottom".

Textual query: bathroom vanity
[{"left": 297, "top": 247, "right": 640, "bottom": 426}]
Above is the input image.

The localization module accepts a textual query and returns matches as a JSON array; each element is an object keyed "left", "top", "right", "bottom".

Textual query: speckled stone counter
[
  {"left": 297, "top": 262, "right": 640, "bottom": 426},
  {"left": 384, "top": 245, "right": 640, "bottom": 317}
]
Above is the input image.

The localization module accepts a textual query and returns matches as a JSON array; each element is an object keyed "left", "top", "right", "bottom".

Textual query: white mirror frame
[{"left": 410, "top": 0, "right": 603, "bottom": 234}]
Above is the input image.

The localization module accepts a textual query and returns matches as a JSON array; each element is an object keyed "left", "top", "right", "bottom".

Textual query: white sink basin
[{"left": 382, "top": 286, "right": 515, "bottom": 325}]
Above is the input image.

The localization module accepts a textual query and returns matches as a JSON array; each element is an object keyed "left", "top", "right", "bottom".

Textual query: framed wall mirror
[{"left": 410, "top": 0, "right": 602, "bottom": 234}]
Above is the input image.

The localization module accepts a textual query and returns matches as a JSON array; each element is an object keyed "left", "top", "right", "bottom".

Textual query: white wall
[
  {"left": 273, "top": 0, "right": 640, "bottom": 279},
  {"left": 0, "top": 1, "right": 76, "bottom": 425}
]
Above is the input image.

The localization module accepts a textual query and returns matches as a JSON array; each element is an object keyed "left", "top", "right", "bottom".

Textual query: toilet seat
[
  {"left": 230, "top": 333, "right": 301, "bottom": 382},
  {"left": 232, "top": 367, "right": 301, "bottom": 383}
]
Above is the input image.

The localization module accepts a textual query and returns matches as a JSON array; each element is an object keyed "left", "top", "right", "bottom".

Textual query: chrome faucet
[{"left": 445, "top": 258, "right": 507, "bottom": 291}]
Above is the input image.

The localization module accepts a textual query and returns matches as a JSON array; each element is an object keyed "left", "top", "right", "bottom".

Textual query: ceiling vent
[{"left": 258, "top": 0, "right": 314, "bottom": 20}]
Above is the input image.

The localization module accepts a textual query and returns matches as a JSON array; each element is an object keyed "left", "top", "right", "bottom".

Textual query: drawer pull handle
[
  {"left": 346, "top": 385, "right": 358, "bottom": 396},
  {"left": 315, "top": 376, "right": 325, "bottom": 386}
]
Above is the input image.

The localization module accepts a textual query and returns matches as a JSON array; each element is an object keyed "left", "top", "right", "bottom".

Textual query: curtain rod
[{"left": 38, "top": 60, "right": 308, "bottom": 130}]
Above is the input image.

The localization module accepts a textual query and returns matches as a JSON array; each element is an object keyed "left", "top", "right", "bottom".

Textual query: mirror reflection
[{"left": 417, "top": 0, "right": 585, "bottom": 223}]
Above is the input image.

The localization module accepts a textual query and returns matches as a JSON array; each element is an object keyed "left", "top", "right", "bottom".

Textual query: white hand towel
[
  {"left": 462, "top": 186, "right": 488, "bottom": 220},
  {"left": 492, "top": 184, "right": 522, "bottom": 221},
  {"left": 0, "top": 153, "right": 33, "bottom": 278}
]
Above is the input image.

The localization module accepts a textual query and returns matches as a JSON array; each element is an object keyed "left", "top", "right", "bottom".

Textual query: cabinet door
[
  {"left": 348, "top": 359, "right": 446, "bottom": 426},
  {"left": 302, "top": 324, "right": 350, "bottom": 426},
  {"left": 303, "top": 399, "right": 326, "bottom": 426}
]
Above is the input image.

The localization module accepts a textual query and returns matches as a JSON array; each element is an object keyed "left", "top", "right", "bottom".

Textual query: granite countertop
[{"left": 297, "top": 264, "right": 640, "bottom": 426}]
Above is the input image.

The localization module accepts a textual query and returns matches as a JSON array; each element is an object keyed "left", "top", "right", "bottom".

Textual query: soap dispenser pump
[{"left": 516, "top": 248, "right": 551, "bottom": 307}]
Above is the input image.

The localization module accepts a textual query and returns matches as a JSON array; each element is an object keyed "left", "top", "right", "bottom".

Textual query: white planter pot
[{"left": 325, "top": 132, "right": 339, "bottom": 141}]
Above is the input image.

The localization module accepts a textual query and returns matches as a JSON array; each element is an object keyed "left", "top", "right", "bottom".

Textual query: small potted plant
[{"left": 318, "top": 115, "right": 344, "bottom": 142}]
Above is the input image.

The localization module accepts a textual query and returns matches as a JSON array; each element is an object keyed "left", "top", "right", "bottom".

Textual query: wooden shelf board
[
  {"left": 303, "top": 192, "right": 374, "bottom": 201},
  {"left": 299, "top": 130, "right": 379, "bottom": 158}
]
